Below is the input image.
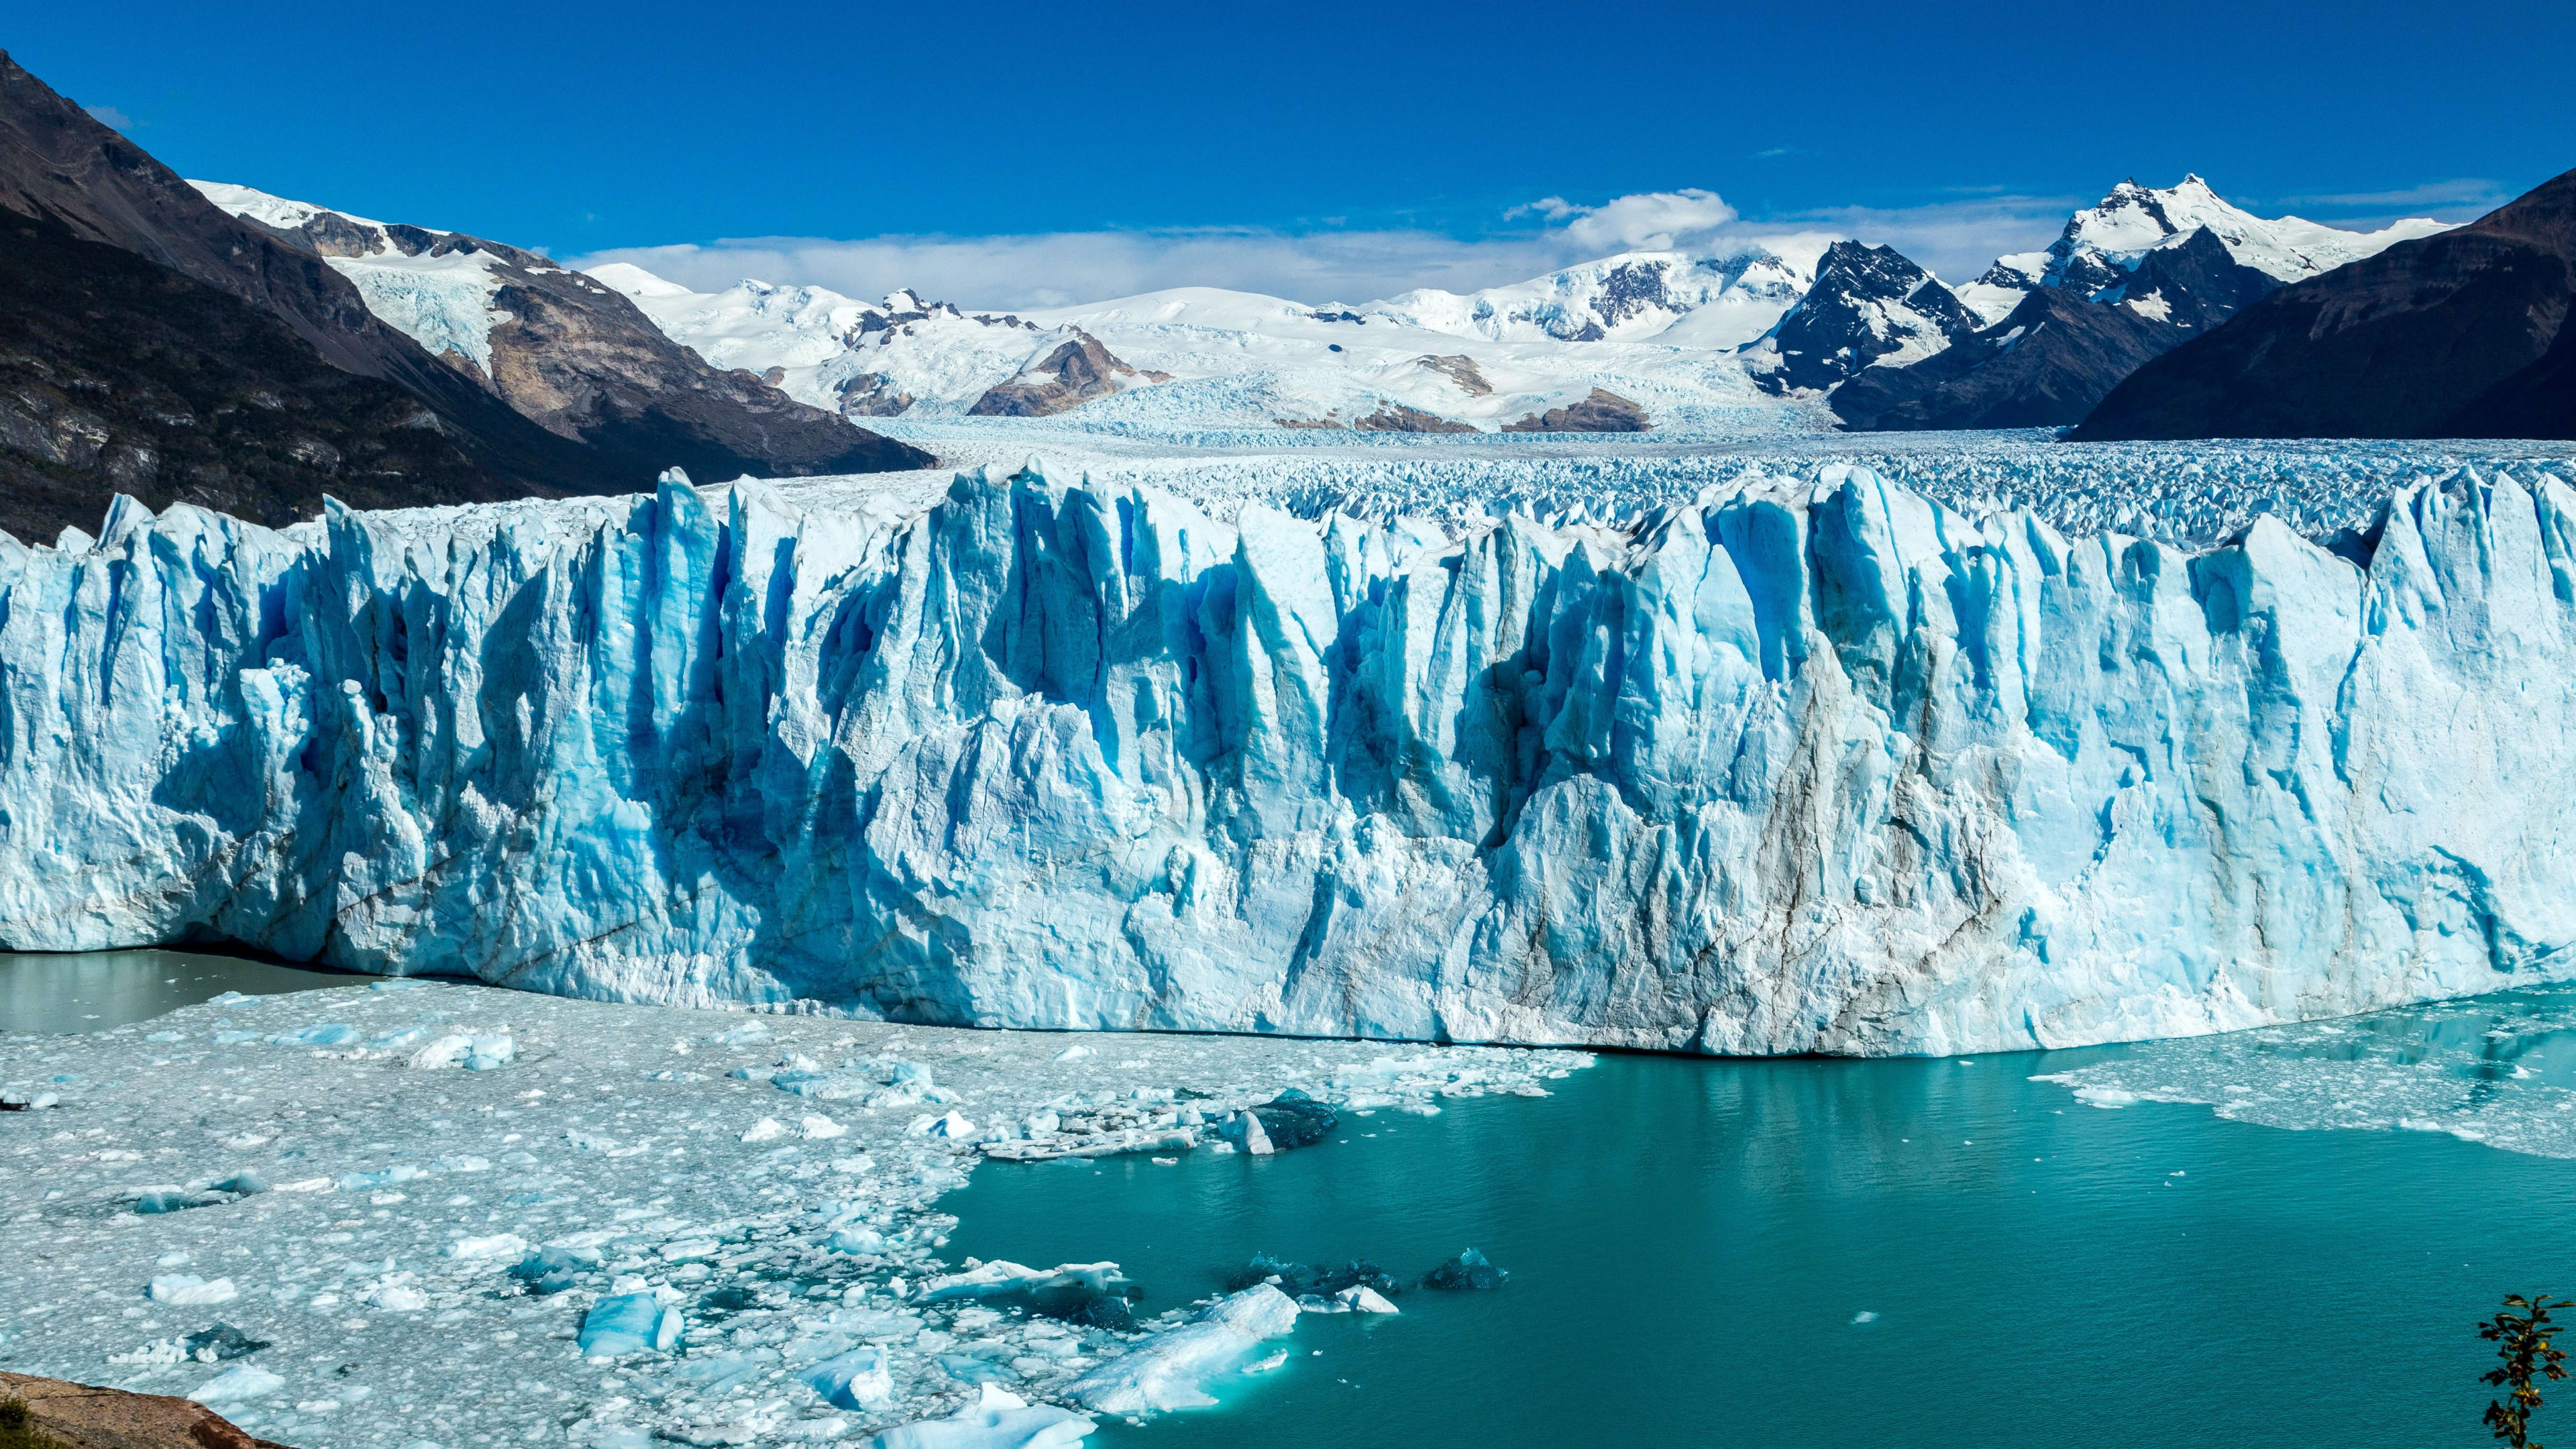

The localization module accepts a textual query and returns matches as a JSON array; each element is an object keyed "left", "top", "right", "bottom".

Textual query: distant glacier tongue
[{"left": 5, "top": 460, "right": 2574, "bottom": 1055}]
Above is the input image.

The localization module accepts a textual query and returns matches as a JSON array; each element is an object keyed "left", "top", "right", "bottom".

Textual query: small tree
[{"left": 2484, "top": 1293, "right": 2573, "bottom": 1448}]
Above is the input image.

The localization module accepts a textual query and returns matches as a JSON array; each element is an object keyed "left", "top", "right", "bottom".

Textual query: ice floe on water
[
  {"left": 0, "top": 981, "right": 1585, "bottom": 1447},
  {"left": 2034, "top": 983, "right": 2576, "bottom": 1157}
]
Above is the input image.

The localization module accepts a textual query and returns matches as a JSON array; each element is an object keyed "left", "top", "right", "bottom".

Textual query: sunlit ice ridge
[{"left": 7, "top": 443, "right": 2576, "bottom": 1057}]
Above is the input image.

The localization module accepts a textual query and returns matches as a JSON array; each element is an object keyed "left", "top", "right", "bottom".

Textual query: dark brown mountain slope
[{"left": 2073, "top": 168, "right": 2576, "bottom": 440}]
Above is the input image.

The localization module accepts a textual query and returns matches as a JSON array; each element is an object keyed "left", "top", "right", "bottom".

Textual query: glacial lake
[
  {"left": 950, "top": 993, "right": 2576, "bottom": 1448},
  {"left": 9, "top": 948, "right": 2568, "bottom": 1448}
]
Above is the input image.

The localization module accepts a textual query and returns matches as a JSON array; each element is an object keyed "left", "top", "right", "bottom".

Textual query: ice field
[{"left": 0, "top": 976, "right": 1582, "bottom": 1447}]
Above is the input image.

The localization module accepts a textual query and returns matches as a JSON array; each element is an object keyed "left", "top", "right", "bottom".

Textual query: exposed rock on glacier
[{"left": 7, "top": 458, "right": 2576, "bottom": 1055}]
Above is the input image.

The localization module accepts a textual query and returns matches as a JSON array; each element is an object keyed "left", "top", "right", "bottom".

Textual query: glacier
[{"left": 8, "top": 454, "right": 2576, "bottom": 1055}]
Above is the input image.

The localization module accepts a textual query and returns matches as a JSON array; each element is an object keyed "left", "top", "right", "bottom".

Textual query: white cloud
[
  {"left": 2271, "top": 178, "right": 2505, "bottom": 211},
  {"left": 1556, "top": 188, "right": 1740, "bottom": 252},
  {"left": 562, "top": 186, "right": 2091, "bottom": 310},
  {"left": 83, "top": 103, "right": 133, "bottom": 131}
]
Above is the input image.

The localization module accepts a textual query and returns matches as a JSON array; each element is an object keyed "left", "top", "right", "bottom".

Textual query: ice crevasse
[{"left": 5, "top": 459, "right": 2575, "bottom": 1056}]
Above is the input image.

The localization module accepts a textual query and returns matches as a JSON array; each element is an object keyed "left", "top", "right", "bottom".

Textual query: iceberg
[
  {"left": 580, "top": 1292, "right": 683, "bottom": 1357},
  {"left": 9, "top": 458, "right": 2576, "bottom": 1055},
  {"left": 1063, "top": 1284, "right": 1302, "bottom": 1414},
  {"left": 862, "top": 1385, "right": 1091, "bottom": 1449}
]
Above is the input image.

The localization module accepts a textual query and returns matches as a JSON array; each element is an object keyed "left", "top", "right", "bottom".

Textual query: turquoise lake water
[{"left": 949, "top": 990, "right": 2576, "bottom": 1448}]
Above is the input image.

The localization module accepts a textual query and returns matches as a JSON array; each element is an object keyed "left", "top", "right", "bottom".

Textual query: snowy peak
[
  {"left": 1361, "top": 240, "right": 1832, "bottom": 350},
  {"left": 1748, "top": 240, "right": 1981, "bottom": 393},
  {"left": 2039, "top": 174, "right": 2451, "bottom": 296}
]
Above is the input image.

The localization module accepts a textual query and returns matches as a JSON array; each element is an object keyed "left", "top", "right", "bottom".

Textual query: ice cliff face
[{"left": 7, "top": 461, "right": 2576, "bottom": 1055}]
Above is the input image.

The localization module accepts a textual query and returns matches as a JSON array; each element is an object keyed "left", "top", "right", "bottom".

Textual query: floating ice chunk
[
  {"left": 132, "top": 1187, "right": 222, "bottom": 1214},
  {"left": 830, "top": 1156, "right": 876, "bottom": 1175},
  {"left": 800, "top": 1114, "right": 847, "bottom": 1140},
  {"left": 339, "top": 1165, "right": 422, "bottom": 1191},
  {"left": 148, "top": 1275, "right": 238, "bottom": 1305},
  {"left": 207, "top": 991, "right": 256, "bottom": 1007},
  {"left": 828, "top": 1226, "right": 885, "bottom": 1255},
  {"left": 1065, "top": 1285, "right": 1301, "bottom": 1414},
  {"left": 1421, "top": 1248, "right": 1507, "bottom": 1291},
  {"left": 1051, "top": 1045, "right": 1092, "bottom": 1063},
  {"left": 707, "top": 1022, "right": 773, "bottom": 1046},
  {"left": 2073, "top": 1086, "right": 2139, "bottom": 1109},
  {"left": 1334, "top": 1286, "right": 1399, "bottom": 1313},
  {"left": 155, "top": 1251, "right": 191, "bottom": 1267},
  {"left": 182, "top": 1324, "right": 270, "bottom": 1362},
  {"left": 659, "top": 1238, "right": 720, "bottom": 1263},
  {"left": 407, "top": 1031, "right": 513, "bottom": 1070},
  {"left": 270, "top": 1024, "right": 359, "bottom": 1047},
  {"left": 800, "top": 1346, "right": 894, "bottom": 1408},
  {"left": 741, "top": 1118, "right": 788, "bottom": 1142},
  {"left": 1851, "top": 1310, "right": 1880, "bottom": 1324},
  {"left": 432, "top": 1154, "right": 490, "bottom": 1173},
  {"left": 146, "top": 1030, "right": 184, "bottom": 1043},
  {"left": 1217, "top": 1110, "right": 1273, "bottom": 1156},
  {"left": 447, "top": 1233, "right": 529, "bottom": 1260},
  {"left": 864, "top": 1385, "right": 1092, "bottom": 1449},
  {"left": 916, "top": 1262, "right": 1131, "bottom": 1304},
  {"left": 211, "top": 1171, "right": 270, "bottom": 1195},
  {"left": 189, "top": 1365, "right": 284, "bottom": 1405},
  {"left": 360, "top": 1276, "right": 429, "bottom": 1312},
  {"left": 910, "top": 1112, "right": 976, "bottom": 1138},
  {"left": 408, "top": 1034, "right": 474, "bottom": 1069},
  {"left": 365, "top": 1026, "right": 433, "bottom": 1051},
  {"left": 668, "top": 1348, "right": 779, "bottom": 1395},
  {"left": 580, "top": 1292, "right": 682, "bottom": 1357}
]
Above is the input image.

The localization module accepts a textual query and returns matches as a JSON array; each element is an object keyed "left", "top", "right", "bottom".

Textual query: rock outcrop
[
  {"left": 1501, "top": 389, "right": 1651, "bottom": 432},
  {"left": 967, "top": 333, "right": 1166, "bottom": 417},
  {"left": 0, "top": 1373, "right": 288, "bottom": 1449}
]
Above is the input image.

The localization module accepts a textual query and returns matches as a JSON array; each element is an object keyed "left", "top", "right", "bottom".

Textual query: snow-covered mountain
[
  {"left": 189, "top": 182, "right": 928, "bottom": 479},
  {"left": 588, "top": 182, "right": 2450, "bottom": 440},
  {"left": 590, "top": 240, "right": 1862, "bottom": 435},
  {"left": 1356, "top": 243, "right": 1833, "bottom": 347},
  {"left": 1960, "top": 175, "right": 2450, "bottom": 320},
  {"left": 1839, "top": 176, "right": 2455, "bottom": 431}
]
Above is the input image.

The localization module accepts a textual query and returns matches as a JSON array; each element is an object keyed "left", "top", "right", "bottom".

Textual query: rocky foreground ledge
[{"left": 1, "top": 1371, "right": 286, "bottom": 1449}]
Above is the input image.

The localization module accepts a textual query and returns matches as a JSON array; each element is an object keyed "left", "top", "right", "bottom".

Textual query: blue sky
[{"left": 17, "top": 0, "right": 2572, "bottom": 306}]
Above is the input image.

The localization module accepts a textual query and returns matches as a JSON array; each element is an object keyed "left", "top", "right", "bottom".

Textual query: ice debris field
[
  {"left": 2035, "top": 981, "right": 2576, "bottom": 1160},
  {"left": 0, "top": 979, "right": 1583, "bottom": 1447}
]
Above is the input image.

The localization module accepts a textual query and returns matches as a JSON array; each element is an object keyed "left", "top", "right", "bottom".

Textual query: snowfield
[
  {"left": 0, "top": 980, "right": 1585, "bottom": 1447},
  {"left": 8, "top": 438, "right": 2576, "bottom": 1057}
]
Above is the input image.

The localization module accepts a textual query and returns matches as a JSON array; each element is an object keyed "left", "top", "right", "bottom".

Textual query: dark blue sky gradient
[{"left": 13, "top": 0, "right": 2571, "bottom": 260}]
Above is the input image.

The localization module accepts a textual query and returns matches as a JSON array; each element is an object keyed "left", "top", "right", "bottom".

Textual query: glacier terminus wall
[{"left": 5, "top": 460, "right": 2575, "bottom": 1056}]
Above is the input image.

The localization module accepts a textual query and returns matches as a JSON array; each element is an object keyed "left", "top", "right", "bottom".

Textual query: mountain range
[
  {"left": 0, "top": 51, "right": 924, "bottom": 543},
  {"left": 575, "top": 178, "right": 2454, "bottom": 438},
  {"left": 1, "top": 42, "right": 2565, "bottom": 547},
  {"left": 2076, "top": 166, "right": 2576, "bottom": 441}
]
